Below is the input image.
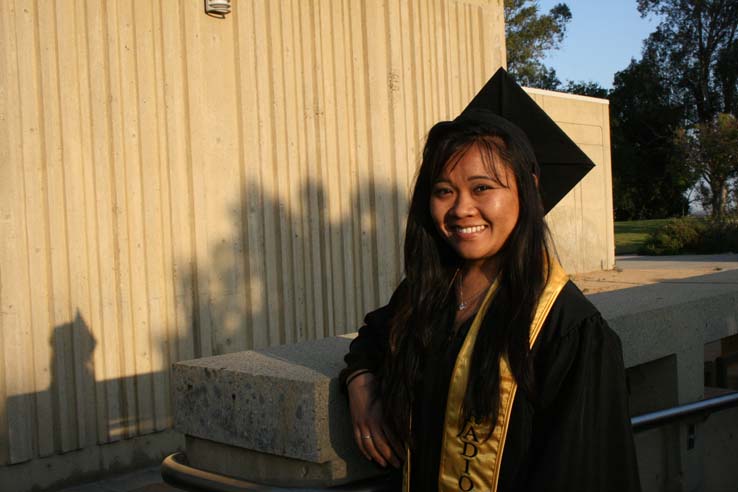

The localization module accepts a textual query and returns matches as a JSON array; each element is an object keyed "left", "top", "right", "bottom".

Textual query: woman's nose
[{"left": 450, "top": 192, "right": 476, "bottom": 217}]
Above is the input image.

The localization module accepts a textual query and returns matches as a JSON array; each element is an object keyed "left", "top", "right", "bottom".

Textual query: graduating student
[{"left": 341, "top": 68, "right": 641, "bottom": 491}]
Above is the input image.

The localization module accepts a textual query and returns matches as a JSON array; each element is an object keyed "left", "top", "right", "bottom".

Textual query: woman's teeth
[{"left": 456, "top": 225, "right": 486, "bottom": 234}]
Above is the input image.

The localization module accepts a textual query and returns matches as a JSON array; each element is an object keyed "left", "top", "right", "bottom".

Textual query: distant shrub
[
  {"left": 639, "top": 218, "right": 702, "bottom": 255},
  {"left": 639, "top": 217, "right": 738, "bottom": 255},
  {"left": 695, "top": 217, "right": 738, "bottom": 253}
]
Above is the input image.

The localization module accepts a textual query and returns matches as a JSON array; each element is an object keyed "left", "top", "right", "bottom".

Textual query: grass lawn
[
  {"left": 614, "top": 217, "right": 708, "bottom": 255},
  {"left": 614, "top": 218, "right": 672, "bottom": 255}
]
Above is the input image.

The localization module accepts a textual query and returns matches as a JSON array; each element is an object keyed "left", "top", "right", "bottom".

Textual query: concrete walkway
[
  {"left": 616, "top": 253, "right": 738, "bottom": 270},
  {"left": 572, "top": 253, "right": 738, "bottom": 294},
  {"left": 57, "top": 254, "right": 738, "bottom": 492}
]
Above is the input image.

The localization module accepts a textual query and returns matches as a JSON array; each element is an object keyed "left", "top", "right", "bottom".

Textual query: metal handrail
[
  {"left": 163, "top": 392, "right": 738, "bottom": 491},
  {"left": 630, "top": 391, "right": 738, "bottom": 432},
  {"left": 161, "top": 452, "right": 397, "bottom": 492}
]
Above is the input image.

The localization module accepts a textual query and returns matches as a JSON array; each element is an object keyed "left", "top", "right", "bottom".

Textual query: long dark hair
[{"left": 379, "top": 110, "right": 552, "bottom": 441}]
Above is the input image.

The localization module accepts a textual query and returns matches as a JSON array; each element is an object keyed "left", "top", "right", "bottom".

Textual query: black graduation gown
[{"left": 341, "top": 281, "right": 641, "bottom": 492}]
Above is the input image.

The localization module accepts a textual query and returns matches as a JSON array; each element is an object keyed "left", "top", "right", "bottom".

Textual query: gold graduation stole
[{"left": 402, "top": 260, "right": 568, "bottom": 492}]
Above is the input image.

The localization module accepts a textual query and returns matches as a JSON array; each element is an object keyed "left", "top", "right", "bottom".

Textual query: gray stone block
[
  {"left": 589, "top": 269, "right": 738, "bottom": 376},
  {"left": 185, "top": 435, "right": 382, "bottom": 488},
  {"left": 172, "top": 335, "right": 380, "bottom": 485}
]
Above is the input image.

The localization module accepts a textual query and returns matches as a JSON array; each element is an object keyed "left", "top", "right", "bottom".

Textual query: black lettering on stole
[{"left": 458, "top": 422, "right": 480, "bottom": 490}]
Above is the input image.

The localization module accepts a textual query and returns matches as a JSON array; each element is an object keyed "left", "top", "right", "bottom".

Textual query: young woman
[{"left": 341, "top": 103, "right": 641, "bottom": 491}]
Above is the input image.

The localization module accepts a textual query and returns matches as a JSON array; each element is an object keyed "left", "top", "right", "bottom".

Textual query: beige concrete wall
[
  {"left": 525, "top": 88, "right": 616, "bottom": 273},
  {"left": 0, "top": 0, "right": 613, "bottom": 488},
  {"left": 0, "top": 0, "right": 509, "bottom": 488}
]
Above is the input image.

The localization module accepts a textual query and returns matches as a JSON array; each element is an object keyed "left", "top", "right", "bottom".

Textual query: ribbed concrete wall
[
  {"left": 0, "top": 1, "right": 616, "bottom": 489},
  {"left": 0, "top": 0, "right": 511, "bottom": 485}
]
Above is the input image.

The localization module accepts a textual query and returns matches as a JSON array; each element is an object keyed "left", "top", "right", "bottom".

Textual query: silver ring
[{"left": 361, "top": 435, "right": 372, "bottom": 439}]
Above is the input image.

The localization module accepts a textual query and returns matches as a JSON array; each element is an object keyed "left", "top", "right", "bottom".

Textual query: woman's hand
[{"left": 347, "top": 372, "right": 403, "bottom": 468}]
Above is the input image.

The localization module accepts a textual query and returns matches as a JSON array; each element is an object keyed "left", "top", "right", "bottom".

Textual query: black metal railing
[
  {"left": 630, "top": 391, "right": 738, "bottom": 433},
  {"left": 162, "top": 391, "right": 738, "bottom": 492}
]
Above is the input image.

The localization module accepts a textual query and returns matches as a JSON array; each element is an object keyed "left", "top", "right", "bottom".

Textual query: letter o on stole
[{"left": 458, "top": 475, "right": 474, "bottom": 491}]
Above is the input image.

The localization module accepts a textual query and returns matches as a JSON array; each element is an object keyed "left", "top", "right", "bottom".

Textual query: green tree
[
  {"left": 636, "top": 0, "right": 738, "bottom": 217},
  {"left": 504, "top": 0, "right": 571, "bottom": 89},
  {"left": 638, "top": 0, "right": 738, "bottom": 123},
  {"left": 676, "top": 113, "right": 738, "bottom": 218},
  {"left": 609, "top": 56, "right": 695, "bottom": 219}
]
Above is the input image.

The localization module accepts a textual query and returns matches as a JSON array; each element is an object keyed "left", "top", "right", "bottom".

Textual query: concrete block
[
  {"left": 185, "top": 435, "right": 382, "bottom": 488},
  {"left": 172, "top": 335, "right": 380, "bottom": 485},
  {"left": 589, "top": 269, "right": 738, "bottom": 373}
]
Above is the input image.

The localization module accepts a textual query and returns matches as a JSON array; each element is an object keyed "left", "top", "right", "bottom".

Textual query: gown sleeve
[
  {"left": 524, "top": 312, "right": 642, "bottom": 492},
  {"left": 338, "top": 281, "right": 406, "bottom": 389}
]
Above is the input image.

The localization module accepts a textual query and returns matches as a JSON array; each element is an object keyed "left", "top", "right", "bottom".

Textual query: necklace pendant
[{"left": 458, "top": 302, "right": 466, "bottom": 311}]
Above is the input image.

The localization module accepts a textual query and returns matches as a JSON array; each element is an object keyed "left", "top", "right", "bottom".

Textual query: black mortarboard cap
[{"left": 458, "top": 67, "right": 595, "bottom": 213}]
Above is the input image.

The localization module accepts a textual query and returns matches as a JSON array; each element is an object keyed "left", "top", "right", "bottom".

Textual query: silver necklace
[{"left": 457, "top": 275, "right": 491, "bottom": 311}]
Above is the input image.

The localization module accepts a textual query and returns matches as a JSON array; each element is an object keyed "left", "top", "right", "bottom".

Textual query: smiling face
[{"left": 429, "top": 142, "right": 520, "bottom": 272}]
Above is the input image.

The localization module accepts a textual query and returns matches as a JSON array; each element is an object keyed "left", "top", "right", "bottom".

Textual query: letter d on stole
[{"left": 461, "top": 441, "right": 478, "bottom": 458}]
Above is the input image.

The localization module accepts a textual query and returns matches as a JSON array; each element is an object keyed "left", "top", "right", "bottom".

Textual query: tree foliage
[
  {"left": 610, "top": 56, "right": 694, "bottom": 219},
  {"left": 561, "top": 80, "right": 610, "bottom": 98},
  {"left": 611, "top": 0, "right": 738, "bottom": 219},
  {"left": 676, "top": 113, "right": 738, "bottom": 218},
  {"left": 638, "top": 0, "right": 738, "bottom": 123},
  {"left": 504, "top": 0, "right": 572, "bottom": 89}
]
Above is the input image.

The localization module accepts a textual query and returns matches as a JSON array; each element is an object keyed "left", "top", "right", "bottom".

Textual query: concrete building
[{"left": 0, "top": 1, "right": 614, "bottom": 490}]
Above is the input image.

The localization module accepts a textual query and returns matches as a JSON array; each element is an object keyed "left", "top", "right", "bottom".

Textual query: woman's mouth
[{"left": 453, "top": 225, "right": 488, "bottom": 235}]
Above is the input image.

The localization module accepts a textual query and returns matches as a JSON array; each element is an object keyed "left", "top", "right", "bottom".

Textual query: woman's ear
[{"left": 532, "top": 173, "right": 539, "bottom": 189}]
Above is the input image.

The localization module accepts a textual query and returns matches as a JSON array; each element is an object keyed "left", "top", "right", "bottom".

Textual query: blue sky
[{"left": 536, "top": 0, "right": 661, "bottom": 88}]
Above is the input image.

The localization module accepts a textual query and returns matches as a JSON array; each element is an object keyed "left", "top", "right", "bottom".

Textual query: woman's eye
[
  {"left": 433, "top": 187, "right": 452, "bottom": 197},
  {"left": 474, "top": 184, "right": 493, "bottom": 192}
]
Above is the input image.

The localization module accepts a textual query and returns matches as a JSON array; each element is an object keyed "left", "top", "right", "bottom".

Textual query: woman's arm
[
  {"left": 339, "top": 303, "right": 394, "bottom": 389},
  {"left": 340, "top": 283, "right": 407, "bottom": 468}
]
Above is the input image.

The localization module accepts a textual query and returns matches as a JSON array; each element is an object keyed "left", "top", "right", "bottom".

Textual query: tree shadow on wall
[
  {"left": 0, "top": 175, "right": 407, "bottom": 489},
  {"left": 173, "top": 176, "right": 408, "bottom": 359}
]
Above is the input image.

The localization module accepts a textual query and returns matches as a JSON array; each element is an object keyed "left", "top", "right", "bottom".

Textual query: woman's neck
[
  {"left": 461, "top": 258, "right": 499, "bottom": 287},
  {"left": 452, "top": 260, "right": 498, "bottom": 328},
  {"left": 453, "top": 258, "right": 499, "bottom": 319}
]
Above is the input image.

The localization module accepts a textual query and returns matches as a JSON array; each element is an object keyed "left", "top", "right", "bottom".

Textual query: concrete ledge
[
  {"left": 587, "top": 270, "right": 738, "bottom": 400},
  {"left": 579, "top": 268, "right": 738, "bottom": 491},
  {"left": 172, "top": 268, "right": 738, "bottom": 489}
]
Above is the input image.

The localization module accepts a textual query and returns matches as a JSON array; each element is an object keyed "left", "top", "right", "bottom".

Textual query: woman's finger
[
  {"left": 358, "top": 425, "right": 388, "bottom": 467},
  {"left": 383, "top": 425, "right": 405, "bottom": 463},
  {"left": 353, "top": 426, "right": 372, "bottom": 461},
  {"left": 371, "top": 425, "right": 401, "bottom": 468}
]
